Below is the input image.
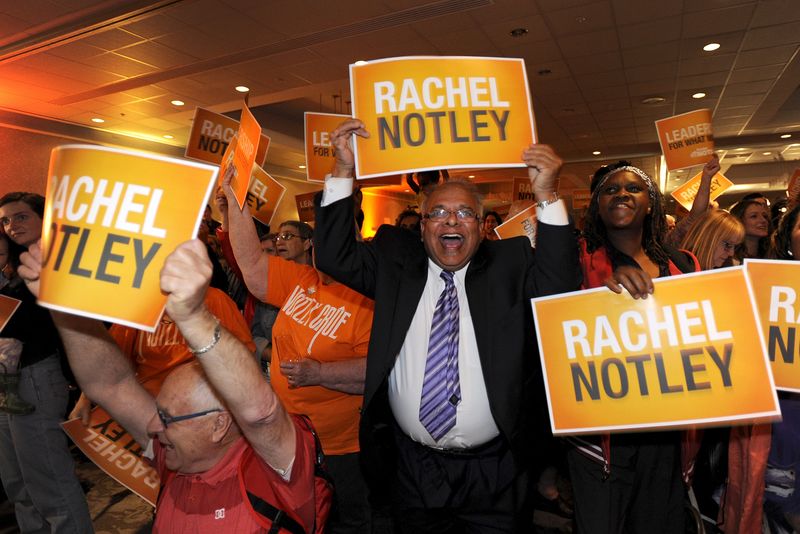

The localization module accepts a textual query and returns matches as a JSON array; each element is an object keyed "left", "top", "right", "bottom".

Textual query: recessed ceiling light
[
  {"left": 703, "top": 43, "right": 721, "bottom": 52},
  {"left": 592, "top": 150, "right": 601, "bottom": 155},
  {"left": 91, "top": 117, "right": 105, "bottom": 123},
  {"left": 763, "top": 152, "right": 772, "bottom": 155},
  {"left": 298, "top": 165, "right": 306, "bottom": 169},
  {"left": 163, "top": 134, "right": 174, "bottom": 139},
  {"left": 235, "top": 85, "right": 250, "bottom": 93},
  {"left": 780, "top": 134, "right": 792, "bottom": 139},
  {"left": 641, "top": 96, "right": 666, "bottom": 105},
  {"left": 692, "top": 92, "right": 706, "bottom": 99},
  {"left": 510, "top": 27, "right": 528, "bottom": 37},
  {"left": 170, "top": 99, "right": 185, "bottom": 106}
]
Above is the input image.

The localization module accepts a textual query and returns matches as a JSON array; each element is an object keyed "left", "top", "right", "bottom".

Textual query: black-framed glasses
[
  {"left": 423, "top": 207, "right": 479, "bottom": 222},
  {"left": 272, "top": 232, "right": 302, "bottom": 242},
  {"left": 157, "top": 407, "right": 223, "bottom": 428},
  {"left": 721, "top": 240, "right": 738, "bottom": 251}
]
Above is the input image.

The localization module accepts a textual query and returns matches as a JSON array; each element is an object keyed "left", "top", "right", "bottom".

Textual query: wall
[{"left": 0, "top": 127, "right": 83, "bottom": 195}]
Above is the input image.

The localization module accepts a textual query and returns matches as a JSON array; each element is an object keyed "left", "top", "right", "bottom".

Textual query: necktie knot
[{"left": 440, "top": 270, "right": 454, "bottom": 284}]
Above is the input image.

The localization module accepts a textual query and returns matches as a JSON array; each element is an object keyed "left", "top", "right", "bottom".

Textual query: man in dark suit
[{"left": 314, "top": 119, "right": 580, "bottom": 533}]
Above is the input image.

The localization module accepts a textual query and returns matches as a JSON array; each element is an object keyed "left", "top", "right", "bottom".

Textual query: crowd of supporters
[{"left": 1, "top": 130, "right": 799, "bottom": 534}]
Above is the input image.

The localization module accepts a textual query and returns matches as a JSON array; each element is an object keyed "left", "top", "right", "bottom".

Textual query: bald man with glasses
[{"left": 18, "top": 240, "right": 322, "bottom": 533}]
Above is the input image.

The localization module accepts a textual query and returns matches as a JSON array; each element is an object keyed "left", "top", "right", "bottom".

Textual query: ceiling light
[
  {"left": 703, "top": 43, "right": 721, "bottom": 52},
  {"left": 781, "top": 134, "right": 792, "bottom": 139},
  {"left": 592, "top": 151, "right": 601, "bottom": 155},
  {"left": 510, "top": 27, "right": 528, "bottom": 37},
  {"left": 91, "top": 118, "right": 105, "bottom": 123},
  {"left": 468, "top": 175, "right": 475, "bottom": 178},
  {"left": 641, "top": 96, "right": 666, "bottom": 105},
  {"left": 692, "top": 92, "right": 706, "bottom": 99},
  {"left": 163, "top": 134, "right": 174, "bottom": 139},
  {"left": 235, "top": 85, "right": 250, "bottom": 93},
  {"left": 298, "top": 165, "right": 306, "bottom": 169},
  {"left": 170, "top": 100, "right": 185, "bottom": 106},
  {"left": 763, "top": 152, "right": 772, "bottom": 155}
]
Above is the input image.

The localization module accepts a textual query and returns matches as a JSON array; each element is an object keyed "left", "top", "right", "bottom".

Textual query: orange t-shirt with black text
[
  {"left": 265, "top": 256, "right": 373, "bottom": 455},
  {"left": 110, "top": 287, "right": 256, "bottom": 396}
]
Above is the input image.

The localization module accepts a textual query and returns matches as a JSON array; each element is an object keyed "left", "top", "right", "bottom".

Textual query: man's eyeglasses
[
  {"left": 721, "top": 240, "right": 738, "bottom": 251},
  {"left": 272, "top": 232, "right": 304, "bottom": 242},
  {"left": 423, "top": 207, "right": 479, "bottom": 222},
  {"left": 157, "top": 408, "right": 222, "bottom": 428}
]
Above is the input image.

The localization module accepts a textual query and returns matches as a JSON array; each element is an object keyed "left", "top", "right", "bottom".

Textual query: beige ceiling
[{"left": 1, "top": 0, "right": 799, "bottom": 198}]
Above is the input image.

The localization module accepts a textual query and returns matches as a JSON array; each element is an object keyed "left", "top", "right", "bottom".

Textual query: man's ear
[{"left": 211, "top": 412, "right": 234, "bottom": 443}]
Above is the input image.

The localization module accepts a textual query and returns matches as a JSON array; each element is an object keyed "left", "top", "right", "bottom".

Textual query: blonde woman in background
[{"left": 679, "top": 209, "right": 745, "bottom": 270}]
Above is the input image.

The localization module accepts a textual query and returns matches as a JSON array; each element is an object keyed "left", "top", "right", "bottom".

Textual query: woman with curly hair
[
  {"left": 679, "top": 209, "right": 744, "bottom": 270},
  {"left": 569, "top": 160, "right": 704, "bottom": 534},
  {"left": 769, "top": 204, "right": 800, "bottom": 260}
]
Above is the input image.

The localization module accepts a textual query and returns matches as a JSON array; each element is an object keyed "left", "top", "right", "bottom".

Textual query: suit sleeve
[
  {"left": 526, "top": 221, "right": 581, "bottom": 298},
  {"left": 313, "top": 192, "right": 379, "bottom": 299}
]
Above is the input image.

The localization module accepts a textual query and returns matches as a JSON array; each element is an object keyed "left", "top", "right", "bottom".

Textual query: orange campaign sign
[
  {"left": 655, "top": 109, "right": 715, "bottom": 171},
  {"left": 512, "top": 177, "right": 535, "bottom": 202},
  {"left": 185, "top": 107, "right": 270, "bottom": 166},
  {"left": 349, "top": 56, "right": 536, "bottom": 179},
  {"left": 305, "top": 112, "right": 350, "bottom": 182},
  {"left": 38, "top": 145, "right": 217, "bottom": 331},
  {"left": 570, "top": 189, "right": 592, "bottom": 210},
  {"left": 62, "top": 407, "right": 159, "bottom": 507},
  {"left": 220, "top": 105, "right": 263, "bottom": 210},
  {"left": 670, "top": 171, "right": 734, "bottom": 211},
  {"left": 295, "top": 191, "right": 317, "bottom": 223},
  {"left": 744, "top": 259, "right": 800, "bottom": 392},
  {"left": 246, "top": 164, "right": 286, "bottom": 227},
  {"left": 0, "top": 295, "right": 21, "bottom": 332},
  {"left": 494, "top": 204, "right": 537, "bottom": 247},
  {"left": 531, "top": 267, "right": 780, "bottom": 435}
]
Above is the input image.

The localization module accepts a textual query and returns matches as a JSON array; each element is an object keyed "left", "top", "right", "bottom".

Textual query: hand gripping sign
[
  {"left": 655, "top": 109, "right": 715, "bottom": 171},
  {"left": 38, "top": 145, "right": 217, "bottom": 331},
  {"left": 349, "top": 56, "right": 536, "bottom": 179},
  {"left": 745, "top": 259, "right": 800, "bottom": 392},
  {"left": 531, "top": 267, "right": 780, "bottom": 435}
]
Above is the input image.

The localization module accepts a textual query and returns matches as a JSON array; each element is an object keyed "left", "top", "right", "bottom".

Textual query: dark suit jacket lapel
[
  {"left": 377, "top": 249, "right": 428, "bottom": 382},
  {"left": 466, "top": 244, "right": 491, "bottom": 372}
]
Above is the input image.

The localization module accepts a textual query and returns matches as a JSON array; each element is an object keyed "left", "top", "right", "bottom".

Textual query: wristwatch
[{"left": 536, "top": 192, "right": 559, "bottom": 210}]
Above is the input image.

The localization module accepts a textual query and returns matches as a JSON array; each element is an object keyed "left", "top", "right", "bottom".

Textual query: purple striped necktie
[{"left": 419, "top": 270, "right": 461, "bottom": 441}]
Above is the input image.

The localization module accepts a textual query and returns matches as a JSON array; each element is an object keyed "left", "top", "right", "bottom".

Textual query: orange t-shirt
[
  {"left": 265, "top": 256, "right": 373, "bottom": 455},
  {"left": 110, "top": 287, "right": 256, "bottom": 396}
]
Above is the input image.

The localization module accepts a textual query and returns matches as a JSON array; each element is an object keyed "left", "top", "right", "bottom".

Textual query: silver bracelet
[
  {"left": 536, "top": 192, "right": 559, "bottom": 210},
  {"left": 190, "top": 320, "right": 221, "bottom": 355}
]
